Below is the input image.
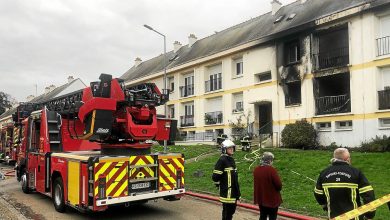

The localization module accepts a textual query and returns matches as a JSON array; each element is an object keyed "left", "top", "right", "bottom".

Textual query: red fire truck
[{"left": 14, "top": 74, "right": 184, "bottom": 213}]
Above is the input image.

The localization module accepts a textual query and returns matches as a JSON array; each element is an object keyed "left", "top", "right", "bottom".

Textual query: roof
[
  {"left": 0, "top": 78, "right": 83, "bottom": 120},
  {"left": 121, "top": 0, "right": 389, "bottom": 83}
]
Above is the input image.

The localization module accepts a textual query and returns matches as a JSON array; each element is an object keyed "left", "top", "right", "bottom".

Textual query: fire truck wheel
[
  {"left": 21, "top": 170, "right": 30, "bottom": 194},
  {"left": 53, "top": 177, "right": 66, "bottom": 213}
]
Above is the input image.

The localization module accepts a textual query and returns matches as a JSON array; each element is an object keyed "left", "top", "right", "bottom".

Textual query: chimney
[
  {"left": 45, "top": 86, "right": 50, "bottom": 94},
  {"left": 271, "top": 0, "right": 282, "bottom": 15},
  {"left": 188, "top": 34, "right": 197, "bottom": 47},
  {"left": 173, "top": 41, "right": 182, "bottom": 53},
  {"left": 49, "top": 84, "right": 56, "bottom": 92},
  {"left": 134, "top": 57, "right": 142, "bottom": 67},
  {"left": 67, "top": 76, "right": 74, "bottom": 83},
  {"left": 26, "top": 95, "right": 35, "bottom": 102}
]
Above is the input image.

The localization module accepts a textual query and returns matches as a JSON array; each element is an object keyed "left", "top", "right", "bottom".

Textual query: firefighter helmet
[{"left": 221, "top": 139, "right": 235, "bottom": 154}]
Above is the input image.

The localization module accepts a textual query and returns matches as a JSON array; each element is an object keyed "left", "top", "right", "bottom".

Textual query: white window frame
[
  {"left": 255, "top": 71, "right": 272, "bottom": 84},
  {"left": 335, "top": 120, "right": 353, "bottom": 131},
  {"left": 233, "top": 57, "right": 243, "bottom": 77},
  {"left": 168, "top": 104, "right": 175, "bottom": 119},
  {"left": 316, "top": 122, "right": 331, "bottom": 132},
  {"left": 379, "top": 118, "right": 390, "bottom": 129},
  {"left": 168, "top": 77, "right": 174, "bottom": 93}
]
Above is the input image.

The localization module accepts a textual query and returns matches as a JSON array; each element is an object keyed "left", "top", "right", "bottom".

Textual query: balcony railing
[
  {"left": 205, "top": 111, "right": 223, "bottom": 125},
  {"left": 315, "top": 94, "right": 351, "bottom": 115},
  {"left": 378, "top": 90, "right": 390, "bottom": 110},
  {"left": 313, "top": 47, "right": 349, "bottom": 70},
  {"left": 180, "top": 115, "right": 194, "bottom": 127},
  {"left": 377, "top": 36, "right": 390, "bottom": 57},
  {"left": 179, "top": 84, "right": 194, "bottom": 97},
  {"left": 205, "top": 77, "right": 222, "bottom": 92}
]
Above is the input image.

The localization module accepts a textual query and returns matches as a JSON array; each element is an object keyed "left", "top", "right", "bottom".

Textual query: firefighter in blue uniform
[
  {"left": 212, "top": 139, "right": 241, "bottom": 220},
  {"left": 314, "top": 148, "right": 375, "bottom": 220}
]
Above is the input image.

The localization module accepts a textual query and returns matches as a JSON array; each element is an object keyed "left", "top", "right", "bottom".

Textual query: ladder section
[{"left": 47, "top": 111, "right": 62, "bottom": 152}]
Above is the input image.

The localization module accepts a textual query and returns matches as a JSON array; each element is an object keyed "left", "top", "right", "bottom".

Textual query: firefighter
[
  {"left": 314, "top": 148, "right": 375, "bottom": 220},
  {"left": 212, "top": 139, "right": 241, "bottom": 220}
]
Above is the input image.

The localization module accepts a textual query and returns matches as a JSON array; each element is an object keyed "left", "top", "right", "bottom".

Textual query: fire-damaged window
[
  {"left": 313, "top": 26, "right": 349, "bottom": 70},
  {"left": 285, "top": 80, "right": 301, "bottom": 106},
  {"left": 285, "top": 39, "right": 300, "bottom": 65},
  {"left": 313, "top": 72, "right": 351, "bottom": 115}
]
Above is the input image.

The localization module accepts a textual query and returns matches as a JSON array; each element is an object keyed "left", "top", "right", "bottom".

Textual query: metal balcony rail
[
  {"left": 313, "top": 47, "right": 349, "bottom": 70},
  {"left": 180, "top": 115, "right": 194, "bottom": 127},
  {"left": 205, "top": 77, "right": 222, "bottom": 92},
  {"left": 285, "top": 96, "right": 301, "bottom": 106},
  {"left": 315, "top": 94, "right": 351, "bottom": 115},
  {"left": 258, "top": 121, "right": 273, "bottom": 135},
  {"left": 378, "top": 89, "right": 390, "bottom": 110},
  {"left": 183, "top": 131, "right": 217, "bottom": 141},
  {"left": 377, "top": 36, "right": 390, "bottom": 57},
  {"left": 179, "top": 84, "right": 194, "bottom": 97},
  {"left": 205, "top": 111, "right": 223, "bottom": 125}
]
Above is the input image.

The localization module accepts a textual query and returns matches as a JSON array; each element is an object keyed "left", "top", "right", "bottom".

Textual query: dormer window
[
  {"left": 274, "top": 15, "right": 285, "bottom": 23},
  {"left": 287, "top": 13, "right": 296, "bottom": 20}
]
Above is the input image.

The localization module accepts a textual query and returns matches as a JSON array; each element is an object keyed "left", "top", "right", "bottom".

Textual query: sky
[{"left": 0, "top": 0, "right": 295, "bottom": 102}]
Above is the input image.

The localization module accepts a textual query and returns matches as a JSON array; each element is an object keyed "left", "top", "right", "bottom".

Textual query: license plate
[{"left": 131, "top": 182, "right": 150, "bottom": 190}]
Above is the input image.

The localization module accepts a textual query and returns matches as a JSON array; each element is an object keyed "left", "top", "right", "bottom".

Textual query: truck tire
[
  {"left": 21, "top": 169, "right": 30, "bottom": 194},
  {"left": 53, "top": 177, "right": 66, "bottom": 213}
]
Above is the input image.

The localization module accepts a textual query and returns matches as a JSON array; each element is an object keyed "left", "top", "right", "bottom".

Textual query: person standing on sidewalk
[
  {"left": 253, "top": 152, "right": 282, "bottom": 220},
  {"left": 212, "top": 139, "right": 241, "bottom": 220}
]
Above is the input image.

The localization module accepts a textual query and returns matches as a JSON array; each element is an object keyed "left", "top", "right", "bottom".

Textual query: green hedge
[{"left": 281, "top": 119, "right": 317, "bottom": 149}]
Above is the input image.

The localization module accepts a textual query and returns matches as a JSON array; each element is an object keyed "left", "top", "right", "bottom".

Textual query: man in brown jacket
[{"left": 253, "top": 152, "right": 282, "bottom": 220}]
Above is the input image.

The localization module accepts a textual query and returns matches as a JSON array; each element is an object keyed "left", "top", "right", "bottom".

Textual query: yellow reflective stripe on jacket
[
  {"left": 219, "top": 197, "right": 236, "bottom": 203},
  {"left": 224, "top": 167, "right": 234, "bottom": 171},
  {"left": 213, "top": 170, "right": 223, "bottom": 174},
  {"left": 314, "top": 187, "right": 324, "bottom": 195},
  {"left": 351, "top": 188, "right": 358, "bottom": 220},
  {"left": 359, "top": 185, "right": 374, "bottom": 194},
  {"left": 227, "top": 170, "right": 231, "bottom": 199},
  {"left": 322, "top": 183, "right": 358, "bottom": 188}
]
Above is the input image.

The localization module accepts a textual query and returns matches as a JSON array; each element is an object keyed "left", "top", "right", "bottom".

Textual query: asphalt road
[{"left": 0, "top": 164, "right": 264, "bottom": 220}]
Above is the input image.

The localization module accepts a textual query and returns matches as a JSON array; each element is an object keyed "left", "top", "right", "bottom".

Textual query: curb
[{"left": 185, "top": 191, "right": 318, "bottom": 220}]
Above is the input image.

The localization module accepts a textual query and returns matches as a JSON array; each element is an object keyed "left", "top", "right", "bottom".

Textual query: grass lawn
[{"left": 183, "top": 147, "right": 390, "bottom": 219}]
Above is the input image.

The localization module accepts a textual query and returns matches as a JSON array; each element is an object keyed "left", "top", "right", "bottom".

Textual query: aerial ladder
[{"left": 13, "top": 74, "right": 184, "bottom": 213}]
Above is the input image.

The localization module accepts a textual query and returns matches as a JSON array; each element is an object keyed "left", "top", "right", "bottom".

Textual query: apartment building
[{"left": 121, "top": 0, "right": 390, "bottom": 147}]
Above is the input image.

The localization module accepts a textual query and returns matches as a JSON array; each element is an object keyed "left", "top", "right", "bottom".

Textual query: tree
[
  {"left": 229, "top": 110, "right": 254, "bottom": 141},
  {"left": 0, "top": 92, "right": 13, "bottom": 115}
]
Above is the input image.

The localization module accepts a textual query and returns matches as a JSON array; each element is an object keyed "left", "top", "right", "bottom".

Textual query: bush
[
  {"left": 360, "top": 135, "right": 390, "bottom": 152},
  {"left": 281, "top": 119, "right": 317, "bottom": 150}
]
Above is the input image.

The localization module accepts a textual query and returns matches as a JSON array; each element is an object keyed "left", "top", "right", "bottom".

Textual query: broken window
[
  {"left": 285, "top": 39, "right": 300, "bottom": 65},
  {"left": 313, "top": 26, "right": 349, "bottom": 70},
  {"left": 285, "top": 80, "right": 301, "bottom": 106},
  {"left": 313, "top": 72, "right": 351, "bottom": 115},
  {"left": 255, "top": 71, "right": 272, "bottom": 83}
]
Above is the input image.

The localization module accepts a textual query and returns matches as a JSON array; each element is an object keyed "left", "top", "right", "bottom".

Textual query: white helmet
[{"left": 221, "top": 139, "right": 235, "bottom": 154}]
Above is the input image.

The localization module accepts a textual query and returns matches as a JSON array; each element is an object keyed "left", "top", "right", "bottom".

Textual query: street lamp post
[{"left": 144, "top": 24, "right": 168, "bottom": 153}]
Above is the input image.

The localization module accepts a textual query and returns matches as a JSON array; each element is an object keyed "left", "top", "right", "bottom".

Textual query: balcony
[
  {"left": 313, "top": 47, "right": 349, "bottom": 70},
  {"left": 180, "top": 115, "right": 194, "bottom": 127},
  {"left": 205, "top": 111, "right": 223, "bottom": 125},
  {"left": 377, "top": 36, "right": 390, "bottom": 57},
  {"left": 378, "top": 90, "right": 390, "bottom": 110},
  {"left": 179, "top": 84, "right": 194, "bottom": 97},
  {"left": 315, "top": 94, "right": 351, "bottom": 115},
  {"left": 183, "top": 131, "right": 216, "bottom": 141},
  {"left": 205, "top": 77, "right": 222, "bottom": 92}
]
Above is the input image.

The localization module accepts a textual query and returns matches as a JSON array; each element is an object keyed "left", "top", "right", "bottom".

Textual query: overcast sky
[{"left": 0, "top": 0, "right": 295, "bottom": 102}]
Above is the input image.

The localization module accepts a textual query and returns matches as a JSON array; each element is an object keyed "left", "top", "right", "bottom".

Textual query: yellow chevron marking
[
  {"left": 106, "top": 163, "right": 127, "bottom": 196},
  {"left": 94, "top": 162, "right": 111, "bottom": 181},
  {"left": 115, "top": 180, "right": 128, "bottom": 197}
]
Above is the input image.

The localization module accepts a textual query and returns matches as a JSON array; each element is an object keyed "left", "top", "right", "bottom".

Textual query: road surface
[{"left": 0, "top": 164, "right": 266, "bottom": 220}]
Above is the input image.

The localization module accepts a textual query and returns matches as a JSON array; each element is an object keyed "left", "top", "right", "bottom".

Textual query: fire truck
[{"left": 13, "top": 74, "right": 184, "bottom": 213}]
